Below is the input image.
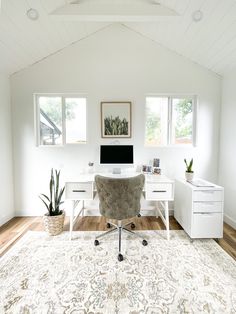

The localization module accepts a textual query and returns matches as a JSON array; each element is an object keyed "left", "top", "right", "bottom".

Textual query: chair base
[{"left": 94, "top": 220, "right": 148, "bottom": 261}]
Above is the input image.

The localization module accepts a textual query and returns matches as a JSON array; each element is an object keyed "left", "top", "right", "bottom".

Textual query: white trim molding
[{"left": 224, "top": 214, "right": 236, "bottom": 229}]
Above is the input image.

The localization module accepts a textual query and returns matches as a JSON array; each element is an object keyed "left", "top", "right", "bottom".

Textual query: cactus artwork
[
  {"left": 104, "top": 116, "right": 128, "bottom": 135},
  {"left": 101, "top": 102, "right": 131, "bottom": 138}
]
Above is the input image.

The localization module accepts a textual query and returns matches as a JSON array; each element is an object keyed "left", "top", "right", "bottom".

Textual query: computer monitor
[{"left": 100, "top": 145, "right": 134, "bottom": 173}]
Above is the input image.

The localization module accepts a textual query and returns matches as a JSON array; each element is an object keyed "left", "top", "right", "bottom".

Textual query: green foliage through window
[{"left": 145, "top": 96, "right": 195, "bottom": 146}]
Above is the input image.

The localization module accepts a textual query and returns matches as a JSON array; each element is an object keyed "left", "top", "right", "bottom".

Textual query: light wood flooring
[{"left": 0, "top": 216, "right": 235, "bottom": 260}]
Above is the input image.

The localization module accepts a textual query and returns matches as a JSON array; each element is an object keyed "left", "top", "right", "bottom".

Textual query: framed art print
[{"left": 101, "top": 101, "right": 132, "bottom": 138}]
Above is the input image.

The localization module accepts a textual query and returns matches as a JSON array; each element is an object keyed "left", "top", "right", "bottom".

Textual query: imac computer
[{"left": 100, "top": 145, "right": 134, "bottom": 174}]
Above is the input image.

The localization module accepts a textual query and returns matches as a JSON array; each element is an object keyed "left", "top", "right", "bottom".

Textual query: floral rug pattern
[{"left": 0, "top": 230, "right": 235, "bottom": 314}]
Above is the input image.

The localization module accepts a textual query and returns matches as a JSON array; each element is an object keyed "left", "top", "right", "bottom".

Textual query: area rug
[{"left": 0, "top": 230, "right": 235, "bottom": 314}]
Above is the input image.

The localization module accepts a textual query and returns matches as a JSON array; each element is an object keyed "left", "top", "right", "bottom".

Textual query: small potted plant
[
  {"left": 184, "top": 158, "right": 194, "bottom": 181},
  {"left": 39, "top": 169, "right": 65, "bottom": 236}
]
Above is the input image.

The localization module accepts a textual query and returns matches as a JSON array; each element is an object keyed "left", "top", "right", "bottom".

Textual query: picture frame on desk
[
  {"left": 101, "top": 101, "right": 132, "bottom": 138},
  {"left": 142, "top": 165, "right": 152, "bottom": 173},
  {"left": 153, "top": 158, "right": 160, "bottom": 168},
  {"left": 153, "top": 167, "right": 161, "bottom": 175}
]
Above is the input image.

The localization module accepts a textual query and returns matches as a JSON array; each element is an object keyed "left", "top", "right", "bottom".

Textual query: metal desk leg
[
  {"left": 70, "top": 201, "right": 74, "bottom": 241},
  {"left": 165, "top": 201, "right": 170, "bottom": 241}
]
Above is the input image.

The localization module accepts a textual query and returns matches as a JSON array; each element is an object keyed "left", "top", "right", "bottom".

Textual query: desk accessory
[{"left": 184, "top": 158, "right": 194, "bottom": 181}]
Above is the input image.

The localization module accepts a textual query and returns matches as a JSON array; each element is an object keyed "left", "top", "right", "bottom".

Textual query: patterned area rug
[{"left": 0, "top": 230, "right": 235, "bottom": 314}]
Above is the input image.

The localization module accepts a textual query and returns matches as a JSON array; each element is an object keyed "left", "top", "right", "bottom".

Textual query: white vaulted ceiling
[{"left": 1, "top": 0, "right": 236, "bottom": 76}]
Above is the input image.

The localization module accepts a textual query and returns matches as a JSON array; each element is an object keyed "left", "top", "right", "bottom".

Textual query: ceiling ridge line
[{"left": 10, "top": 22, "right": 113, "bottom": 77}]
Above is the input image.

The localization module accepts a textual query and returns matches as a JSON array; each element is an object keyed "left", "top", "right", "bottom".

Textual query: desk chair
[{"left": 94, "top": 174, "right": 148, "bottom": 261}]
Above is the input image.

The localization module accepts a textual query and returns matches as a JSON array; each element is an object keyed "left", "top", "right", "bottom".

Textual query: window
[
  {"left": 35, "top": 95, "right": 86, "bottom": 146},
  {"left": 145, "top": 96, "right": 196, "bottom": 146}
]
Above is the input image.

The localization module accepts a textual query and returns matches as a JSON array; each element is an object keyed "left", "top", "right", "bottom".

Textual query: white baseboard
[
  {"left": 224, "top": 214, "right": 236, "bottom": 229},
  {"left": 0, "top": 213, "right": 14, "bottom": 227}
]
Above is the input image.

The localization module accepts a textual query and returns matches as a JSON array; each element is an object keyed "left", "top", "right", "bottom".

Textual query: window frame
[
  {"left": 34, "top": 93, "right": 87, "bottom": 147},
  {"left": 145, "top": 94, "right": 197, "bottom": 147}
]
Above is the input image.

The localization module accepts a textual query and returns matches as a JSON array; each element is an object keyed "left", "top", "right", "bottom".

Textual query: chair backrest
[{"left": 95, "top": 174, "right": 145, "bottom": 220}]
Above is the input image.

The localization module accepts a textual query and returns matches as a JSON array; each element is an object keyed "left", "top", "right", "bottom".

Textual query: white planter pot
[{"left": 185, "top": 172, "right": 194, "bottom": 181}]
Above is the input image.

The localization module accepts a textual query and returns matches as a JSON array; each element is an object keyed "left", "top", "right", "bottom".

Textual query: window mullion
[
  {"left": 62, "top": 96, "right": 66, "bottom": 145},
  {"left": 192, "top": 96, "right": 197, "bottom": 146},
  {"left": 35, "top": 95, "right": 40, "bottom": 146},
  {"left": 167, "top": 97, "right": 172, "bottom": 145}
]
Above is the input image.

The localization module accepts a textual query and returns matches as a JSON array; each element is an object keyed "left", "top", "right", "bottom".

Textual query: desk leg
[
  {"left": 156, "top": 203, "right": 159, "bottom": 218},
  {"left": 70, "top": 201, "right": 74, "bottom": 241},
  {"left": 82, "top": 200, "right": 85, "bottom": 217},
  {"left": 165, "top": 201, "right": 170, "bottom": 241}
]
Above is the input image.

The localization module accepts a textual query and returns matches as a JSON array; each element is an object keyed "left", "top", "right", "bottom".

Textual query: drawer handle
[
  {"left": 152, "top": 190, "right": 167, "bottom": 193},
  {"left": 73, "top": 190, "right": 86, "bottom": 193},
  {"left": 200, "top": 191, "right": 215, "bottom": 194},
  {"left": 198, "top": 213, "right": 215, "bottom": 216}
]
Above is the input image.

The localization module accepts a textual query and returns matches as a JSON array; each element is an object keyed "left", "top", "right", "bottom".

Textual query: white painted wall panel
[
  {"left": 219, "top": 70, "right": 236, "bottom": 228},
  {"left": 0, "top": 74, "right": 14, "bottom": 225}
]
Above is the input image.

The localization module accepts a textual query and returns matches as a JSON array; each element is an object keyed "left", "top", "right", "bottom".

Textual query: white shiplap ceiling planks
[
  {"left": 0, "top": 0, "right": 109, "bottom": 74},
  {"left": 126, "top": 0, "right": 236, "bottom": 74},
  {"left": 0, "top": 0, "right": 236, "bottom": 75}
]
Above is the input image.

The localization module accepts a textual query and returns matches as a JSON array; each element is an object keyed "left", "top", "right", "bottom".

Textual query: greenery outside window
[
  {"left": 35, "top": 95, "right": 87, "bottom": 146},
  {"left": 145, "top": 96, "right": 196, "bottom": 146}
]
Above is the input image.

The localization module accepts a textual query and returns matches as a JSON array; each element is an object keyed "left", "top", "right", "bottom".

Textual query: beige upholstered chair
[{"left": 94, "top": 174, "right": 148, "bottom": 261}]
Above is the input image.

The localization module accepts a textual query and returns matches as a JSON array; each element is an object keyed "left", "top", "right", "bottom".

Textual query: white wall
[
  {"left": 0, "top": 74, "right": 14, "bottom": 225},
  {"left": 219, "top": 70, "right": 236, "bottom": 228},
  {"left": 10, "top": 24, "right": 222, "bottom": 216}
]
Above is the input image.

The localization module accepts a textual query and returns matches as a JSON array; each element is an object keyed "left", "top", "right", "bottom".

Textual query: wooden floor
[{"left": 0, "top": 216, "right": 235, "bottom": 260}]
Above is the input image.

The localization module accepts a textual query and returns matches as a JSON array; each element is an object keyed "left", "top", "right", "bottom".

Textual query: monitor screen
[{"left": 100, "top": 145, "right": 134, "bottom": 164}]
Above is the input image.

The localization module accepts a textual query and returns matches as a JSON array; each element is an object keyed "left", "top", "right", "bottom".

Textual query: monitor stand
[{"left": 112, "top": 168, "right": 121, "bottom": 174}]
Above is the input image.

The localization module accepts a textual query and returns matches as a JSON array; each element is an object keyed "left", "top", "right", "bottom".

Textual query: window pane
[
  {"left": 39, "top": 97, "right": 62, "bottom": 145},
  {"left": 172, "top": 98, "right": 193, "bottom": 145},
  {"left": 65, "top": 98, "right": 86, "bottom": 144},
  {"left": 145, "top": 97, "right": 168, "bottom": 145}
]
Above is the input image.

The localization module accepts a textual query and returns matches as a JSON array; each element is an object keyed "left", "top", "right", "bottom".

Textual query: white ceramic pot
[{"left": 185, "top": 172, "right": 194, "bottom": 181}]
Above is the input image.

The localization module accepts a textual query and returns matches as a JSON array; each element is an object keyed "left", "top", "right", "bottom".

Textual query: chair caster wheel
[
  {"left": 142, "top": 240, "right": 148, "bottom": 246},
  {"left": 138, "top": 214, "right": 141, "bottom": 217},
  {"left": 118, "top": 253, "right": 123, "bottom": 262},
  {"left": 131, "top": 223, "right": 135, "bottom": 229},
  {"left": 106, "top": 223, "right": 111, "bottom": 229},
  {"left": 94, "top": 240, "right": 99, "bottom": 246}
]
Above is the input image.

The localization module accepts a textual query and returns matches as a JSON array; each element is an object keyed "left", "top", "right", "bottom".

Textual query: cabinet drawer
[
  {"left": 191, "top": 213, "right": 223, "bottom": 238},
  {"left": 146, "top": 183, "right": 172, "bottom": 200},
  {"left": 66, "top": 182, "right": 93, "bottom": 200},
  {"left": 193, "top": 202, "right": 223, "bottom": 213},
  {"left": 193, "top": 190, "right": 223, "bottom": 202}
]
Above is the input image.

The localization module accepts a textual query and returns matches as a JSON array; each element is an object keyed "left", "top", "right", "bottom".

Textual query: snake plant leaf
[
  {"left": 40, "top": 194, "right": 50, "bottom": 202},
  {"left": 39, "top": 196, "right": 49, "bottom": 211},
  {"left": 58, "top": 187, "right": 65, "bottom": 204}
]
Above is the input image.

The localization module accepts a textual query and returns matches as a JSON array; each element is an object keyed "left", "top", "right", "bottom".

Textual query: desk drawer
[
  {"left": 193, "top": 201, "right": 222, "bottom": 213},
  {"left": 191, "top": 213, "right": 223, "bottom": 238},
  {"left": 146, "top": 183, "right": 172, "bottom": 200},
  {"left": 66, "top": 182, "right": 93, "bottom": 200},
  {"left": 193, "top": 190, "right": 223, "bottom": 202}
]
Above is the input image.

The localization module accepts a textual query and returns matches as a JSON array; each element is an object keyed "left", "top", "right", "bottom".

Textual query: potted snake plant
[
  {"left": 184, "top": 158, "right": 194, "bottom": 181},
  {"left": 39, "top": 169, "right": 65, "bottom": 235}
]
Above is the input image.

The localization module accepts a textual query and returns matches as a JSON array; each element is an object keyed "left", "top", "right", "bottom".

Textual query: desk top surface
[{"left": 65, "top": 173, "right": 174, "bottom": 183}]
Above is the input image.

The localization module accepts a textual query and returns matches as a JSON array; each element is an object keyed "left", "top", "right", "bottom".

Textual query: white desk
[{"left": 65, "top": 173, "right": 174, "bottom": 240}]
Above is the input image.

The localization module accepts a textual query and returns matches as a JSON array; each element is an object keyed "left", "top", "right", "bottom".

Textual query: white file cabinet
[{"left": 174, "top": 179, "right": 224, "bottom": 239}]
